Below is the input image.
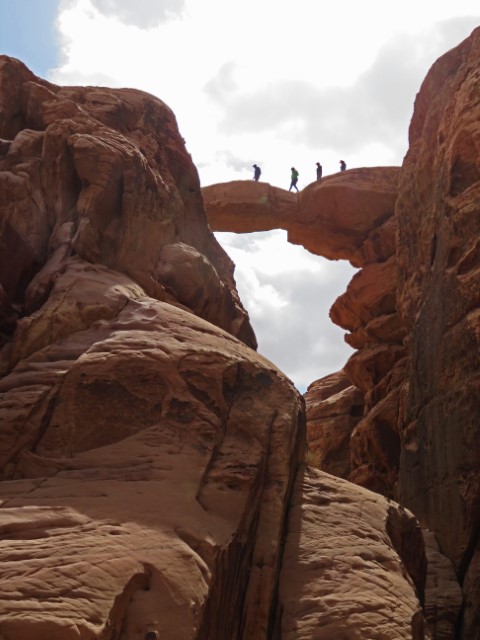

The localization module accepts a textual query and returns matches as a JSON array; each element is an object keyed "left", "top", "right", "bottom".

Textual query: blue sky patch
[{"left": 0, "top": 0, "right": 60, "bottom": 76}]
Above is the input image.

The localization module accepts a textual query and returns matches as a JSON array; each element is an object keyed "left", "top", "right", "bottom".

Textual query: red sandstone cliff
[
  {"left": 396, "top": 29, "right": 480, "bottom": 638},
  {"left": 0, "top": 56, "right": 429, "bottom": 640}
]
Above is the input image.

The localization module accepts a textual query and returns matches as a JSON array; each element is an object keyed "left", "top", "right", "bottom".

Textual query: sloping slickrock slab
[
  {"left": 278, "top": 467, "right": 429, "bottom": 639},
  {"left": 0, "top": 283, "right": 304, "bottom": 639}
]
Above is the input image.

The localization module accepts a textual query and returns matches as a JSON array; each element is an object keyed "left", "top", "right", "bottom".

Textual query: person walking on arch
[
  {"left": 253, "top": 164, "right": 261, "bottom": 181},
  {"left": 316, "top": 162, "right": 323, "bottom": 180},
  {"left": 339, "top": 160, "right": 346, "bottom": 172},
  {"left": 289, "top": 167, "right": 299, "bottom": 192}
]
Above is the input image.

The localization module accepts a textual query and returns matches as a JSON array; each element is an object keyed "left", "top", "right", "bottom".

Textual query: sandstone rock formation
[
  {"left": 0, "top": 55, "right": 301, "bottom": 638},
  {"left": 0, "top": 55, "right": 430, "bottom": 640},
  {"left": 0, "top": 294, "right": 304, "bottom": 640},
  {"left": 201, "top": 181, "right": 297, "bottom": 234},
  {"left": 422, "top": 530, "right": 463, "bottom": 640},
  {"left": 278, "top": 467, "right": 428, "bottom": 640}
]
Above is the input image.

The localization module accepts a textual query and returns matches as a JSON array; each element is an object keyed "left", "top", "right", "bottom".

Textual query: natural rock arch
[{"left": 203, "top": 169, "right": 403, "bottom": 497}]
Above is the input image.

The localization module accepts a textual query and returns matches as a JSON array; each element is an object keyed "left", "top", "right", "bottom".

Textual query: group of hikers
[{"left": 252, "top": 160, "right": 347, "bottom": 191}]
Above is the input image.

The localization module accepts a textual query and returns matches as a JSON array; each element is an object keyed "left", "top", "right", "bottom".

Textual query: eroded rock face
[
  {"left": 278, "top": 467, "right": 429, "bottom": 640},
  {"left": 0, "top": 55, "right": 425, "bottom": 640},
  {"left": 202, "top": 181, "right": 297, "bottom": 233},
  {"left": 0, "top": 55, "right": 256, "bottom": 354},
  {"left": 304, "top": 370, "right": 363, "bottom": 477},
  {"left": 3, "top": 31, "right": 478, "bottom": 635},
  {"left": 292, "top": 167, "right": 399, "bottom": 267},
  {"left": 395, "top": 27, "right": 480, "bottom": 638},
  {"left": 204, "top": 28, "right": 480, "bottom": 638},
  {"left": 422, "top": 530, "right": 462, "bottom": 640}
]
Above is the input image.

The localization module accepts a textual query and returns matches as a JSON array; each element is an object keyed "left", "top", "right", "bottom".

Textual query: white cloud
[
  {"left": 50, "top": 1, "right": 480, "bottom": 183},
  {"left": 217, "top": 231, "right": 357, "bottom": 391},
  {"left": 203, "top": 16, "right": 480, "bottom": 176},
  {"left": 46, "top": 0, "right": 480, "bottom": 390},
  {"left": 91, "top": 0, "right": 186, "bottom": 27}
]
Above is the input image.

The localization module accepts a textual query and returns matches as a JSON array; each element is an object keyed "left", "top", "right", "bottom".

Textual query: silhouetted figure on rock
[
  {"left": 316, "top": 162, "right": 323, "bottom": 180},
  {"left": 340, "top": 160, "right": 346, "bottom": 171},
  {"left": 253, "top": 164, "right": 261, "bottom": 181},
  {"left": 289, "top": 167, "right": 299, "bottom": 192}
]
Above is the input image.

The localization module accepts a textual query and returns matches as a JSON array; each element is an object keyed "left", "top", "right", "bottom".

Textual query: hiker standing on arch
[
  {"left": 316, "top": 162, "right": 323, "bottom": 180},
  {"left": 289, "top": 167, "right": 299, "bottom": 192},
  {"left": 253, "top": 164, "right": 261, "bottom": 181},
  {"left": 339, "top": 160, "right": 346, "bottom": 171}
]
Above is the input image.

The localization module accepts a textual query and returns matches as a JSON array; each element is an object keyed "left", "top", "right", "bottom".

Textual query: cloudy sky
[{"left": 1, "top": 1, "right": 479, "bottom": 391}]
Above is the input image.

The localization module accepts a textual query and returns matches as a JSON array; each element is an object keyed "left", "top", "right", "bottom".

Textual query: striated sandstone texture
[
  {"left": 278, "top": 467, "right": 429, "bottom": 640},
  {"left": 395, "top": 27, "right": 480, "bottom": 639},
  {"left": 0, "top": 295, "right": 304, "bottom": 640}
]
